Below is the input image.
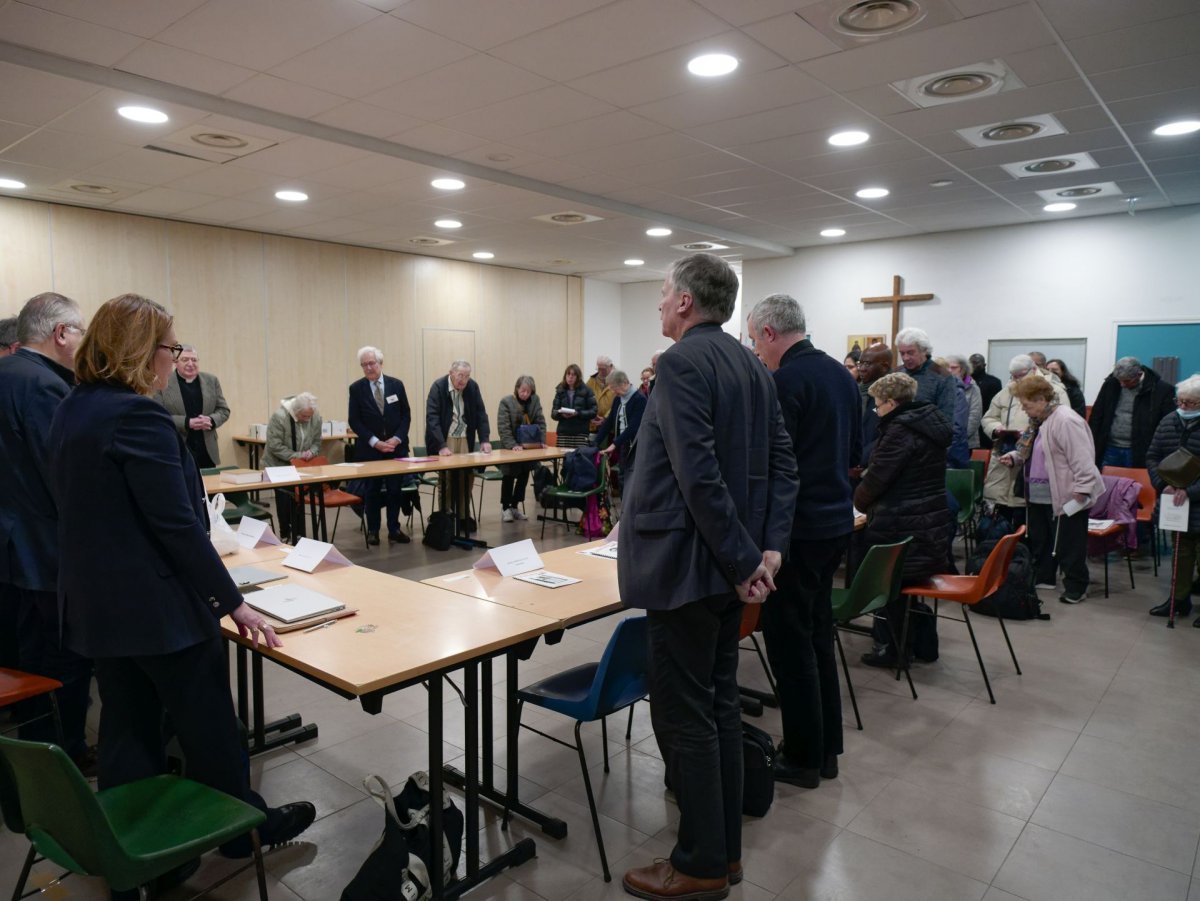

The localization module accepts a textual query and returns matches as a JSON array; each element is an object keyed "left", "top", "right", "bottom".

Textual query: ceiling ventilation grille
[
  {"left": 798, "top": 0, "right": 957, "bottom": 48},
  {"left": 534, "top": 211, "right": 605, "bottom": 225}
]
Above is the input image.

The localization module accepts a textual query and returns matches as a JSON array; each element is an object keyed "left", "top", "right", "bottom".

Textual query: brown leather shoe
[
  {"left": 622, "top": 861, "right": 729, "bottom": 901},
  {"left": 727, "top": 861, "right": 743, "bottom": 885}
]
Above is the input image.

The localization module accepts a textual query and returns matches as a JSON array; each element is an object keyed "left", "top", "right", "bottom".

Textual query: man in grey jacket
[
  {"left": 618, "top": 254, "right": 797, "bottom": 901},
  {"left": 155, "top": 345, "right": 230, "bottom": 467}
]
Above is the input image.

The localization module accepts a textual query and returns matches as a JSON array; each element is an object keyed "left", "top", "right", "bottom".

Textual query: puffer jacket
[
  {"left": 981, "top": 376, "right": 1070, "bottom": 507},
  {"left": 1146, "top": 410, "right": 1200, "bottom": 532},
  {"left": 854, "top": 400, "right": 953, "bottom": 583}
]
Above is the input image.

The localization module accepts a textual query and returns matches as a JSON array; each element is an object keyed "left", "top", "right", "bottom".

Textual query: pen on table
[{"left": 303, "top": 620, "right": 337, "bottom": 634}]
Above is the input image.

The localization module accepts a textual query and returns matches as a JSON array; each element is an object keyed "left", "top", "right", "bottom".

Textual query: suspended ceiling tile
[
  {"left": 155, "top": 0, "right": 378, "bottom": 70},
  {"left": 387, "top": 124, "right": 485, "bottom": 157},
  {"left": 391, "top": 0, "right": 613, "bottom": 52},
  {"left": 739, "top": 12, "right": 841, "bottom": 64},
  {"left": 183, "top": 196, "right": 276, "bottom": 223},
  {"left": 3, "top": 129, "right": 132, "bottom": 171},
  {"left": 310, "top": 102, "right": 425, "bottom": 141},
  {"left": 1065, "top": 11, "right": 1200, "bottom": 74},
  {"left": 0, "top": 2, "right": 143, "bottom": 66},
  {"left": 629, "top": 66, "right": 829, "bottom": 131},
  {"left": 109, "top": 186, "right": 222, "bottom": 215},
  {"left": 1037, "top": 0, "right": 1199, "bottom": 41},
  {"left": 438, "top": 86, "right": 616, "bottom": 144},
  {"left": 223, "top": 75, "right": 347, "bottom": 120},
  {"left": 362, "top": 55, "right": 552, "bottom": 122},
  {"left": 80, "top": 147, "right": 214, "bottom": 185},
  {"left": 22, "top": 0, "right": 209, "bottom": 38},
  {"left": 503, "top": 111, "right": 669, "bottom": 160},
  {"left": 114, "top": 41, "right": 257, "bottom": 95}
]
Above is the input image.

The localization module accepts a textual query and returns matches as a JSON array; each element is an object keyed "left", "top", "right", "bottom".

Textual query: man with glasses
[
  {"left": 348, "top": 346, "right": 412, "bottom": 546},
  {"left": 154, "top": 344, "right": 231, "bottom": 468},
  {"left": 0, "top": 292, "right": 94, "bottom": 772},
  {"left": 1088, "top": 356, "right": 1177, "bottom": 468},
  {"left": 0, "top": 315, "right": 18, "bottom": 355}
]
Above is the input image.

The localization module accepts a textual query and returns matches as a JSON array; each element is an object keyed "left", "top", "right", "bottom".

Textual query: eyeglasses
[
  {"left": 1178, "top": 398, "right": 1200, "bottom": 410},
  {"left": 61, "top": 323, "right": 85, "bottom": 336},
  {"left": 159, "top": 343, "right": 184, "bottom": 361}
]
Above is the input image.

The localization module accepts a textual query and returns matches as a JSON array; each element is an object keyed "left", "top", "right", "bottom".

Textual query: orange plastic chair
[
  {"left": 737, "top": 604, "right": 777, "bottom": 714},
  {"left": 905, "top": 526, "right": 1026, "bottom": 705},
  {"left": 970, "top": 448, "right": 990, "bottom": 481},
  {"left": 0, "top": 668, "right": 64, "bottom": 744},
  {"left": 1102, "top": 465, "right": 1160, "bottom": 575},
  {"left": 295, "top": 455, "right": 361, "bottom": 542}
]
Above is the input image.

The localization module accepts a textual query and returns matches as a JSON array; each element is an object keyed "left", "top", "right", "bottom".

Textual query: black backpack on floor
[
  {"left": 422, "top": 511, "right": 454, "bottom": 551},
  {"left": 741, "top": 721, "right": 775, "bottom": 817},
  {"left": 967, "top": 540, "right": 1048, "bottom": 621}
]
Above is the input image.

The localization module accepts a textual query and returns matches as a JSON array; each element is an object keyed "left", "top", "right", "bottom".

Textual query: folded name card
[
  {"left": 283, "top": 537, "right": 353, "bottom": 573},
  {"left": 474, "top": 538, "right": 543, "bottom": 577},
  {"left": 265, "top": 465, "right": 301, "bottom": 483},
  {"left": 236, "top": 516, "right": 282, "bottom": 549}
]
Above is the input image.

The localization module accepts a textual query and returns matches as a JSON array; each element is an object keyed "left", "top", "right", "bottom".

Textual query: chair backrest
[
  {"left": 0, "top": 735, "right": 127, "bottom": 877},
  {"left": 738, "top": 603, "right": 761, "bottom": 640},
  {"left": 1102, "top": 466, "right": 1156, "bottom": 520},
  {"left": 832, "top": 539, "right": 911, "bottom": 621},
  {"left": 967, "top": 459, "right": 986, "bottom": 496},
  {"left": 946, "top": 469, "right": 974, "bottom": 518},
  {"left": 974, "top": 526, "right": 1027, "bottom": 599},
  {"left": 294, "top": 455, "right": 329, "bottom": 468},
  {"left": 588, "top": 616, "right": 649, "bottom": 719}
]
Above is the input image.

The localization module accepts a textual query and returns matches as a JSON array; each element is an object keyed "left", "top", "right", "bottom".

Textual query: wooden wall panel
[
  {"left": 49, "top": 205, "right": 168, "bottom": 316},
  {"left": 0, "top": 198, "right": 52, "bottom": 310},
  {"left": 167, "top": 221, "right": 268, "bottom": 466},
  {"left": 344, "top": 246, "right": 418, "bottom": 422},
  {"left": 263, "top": 236, "right": 347, "bottom": 433}
]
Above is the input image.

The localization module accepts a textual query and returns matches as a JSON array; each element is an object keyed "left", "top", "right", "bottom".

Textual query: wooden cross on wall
[{"left": 861, "top": 275, "right": 934, "bottom": 348}]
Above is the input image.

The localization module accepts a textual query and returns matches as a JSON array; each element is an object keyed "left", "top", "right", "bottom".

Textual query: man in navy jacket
[
  {"left": 618, "top": 255, "right": 797, "bottom": 900},
  {"left": 426, "top": 361, "right": 491, "bottom": 531},
  {"left": 347, "top": 345, "right": 412, "bottom": 544},
  {"left": 747, "top": 294, "right": 861, "bottom": 790},
  {"left": 0, "top": 292, "right": 92, "bottom": 765}
]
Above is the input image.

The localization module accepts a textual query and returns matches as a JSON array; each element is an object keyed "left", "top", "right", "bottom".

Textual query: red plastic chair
[
  {"left": 295, "top": 455, "right": 361, "bottom": 542},
  {"left": 1102, "top": 466, "right": 1160, "bottom": 576}
]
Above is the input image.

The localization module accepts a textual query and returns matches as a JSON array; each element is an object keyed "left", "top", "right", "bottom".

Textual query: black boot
[{"left": 1150, "top": 598, "right": 1192, "bottom": 617}]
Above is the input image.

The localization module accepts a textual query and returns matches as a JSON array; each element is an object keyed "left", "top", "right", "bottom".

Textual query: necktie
[{"left": 374, "top": 380, "right": 384, "bottom": 414}]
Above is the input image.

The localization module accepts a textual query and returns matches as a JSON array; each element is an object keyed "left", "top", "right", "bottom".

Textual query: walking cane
[{"left": 1168, "top": 532, "right": 1180, "bottom": 629}]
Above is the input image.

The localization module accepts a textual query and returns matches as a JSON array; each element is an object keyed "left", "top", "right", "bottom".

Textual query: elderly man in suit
[
  {"left": 154, "top": 344, "right": 230, "bottom": 468},
  {"left": 0, "top": 292, "right": 93, "bottom": 768},
  {"left": 426, "top": 360, "right": 491, "bottom": 533},
  {"left": 348, "top": 346, "right": 412, "bottom": 546},
  {"left": 618, "top": 254, "right": 798, "bottom": 901}
]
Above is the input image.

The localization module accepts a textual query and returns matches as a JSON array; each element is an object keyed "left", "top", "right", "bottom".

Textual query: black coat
[
  {"left": 1062, "top": 381, "right": 1087, "bottom": 418},
  {"left": 1088, "top": 366, "right": 1176, "bottom": 468},
  {"left": 347, "top": 374, "right": 411, "bottom": 461},
  {"left": 854, "top": 400, "right": 953, "bottom": 583},
  {"left": 972, "top": 368, "right": 1003, "bottom": 448},
  {"left": 1146, "top": 411, "right": 1200, "bottom": 532},
  {"left": 425, "top": 376, "right": 490, "bottom": 454},
  {"left": 550, "top": 382, "right": 597, "bottom": 437}
]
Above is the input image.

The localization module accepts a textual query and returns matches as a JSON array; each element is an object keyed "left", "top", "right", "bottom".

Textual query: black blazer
[
  {"left": 425, "top": 377, "right": 490, "bottom": 454},
  {"left": 617, "top": 323, "right": 798, "bottom": 611},
  {"left": 595, "top": 390, "right": 646, "bottom": 456},
  {"left": 48, "top": 382, "right": 244, "bottom": 658},
  {"left": 0, "top": 349, "right": 74, "bottom": 592},
  {"left": 348, "top": 375, "right": 411, "bottom": 461}
]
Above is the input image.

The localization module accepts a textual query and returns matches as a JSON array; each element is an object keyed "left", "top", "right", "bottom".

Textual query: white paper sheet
[
  {"left": 474, "top": 538, "right": 543, "bottom": 577},
  {"left": 236, "top": 516, "right": 282, "bottom": 549},
  {"left": 513, "top": 571, "right": 581, "bottom": 589},
  {"left": 1160, "top": 496, "right": 1191, "bottom": 533},
  {"left": 283, "top": 537, "right": 353, "bottom": 573}
]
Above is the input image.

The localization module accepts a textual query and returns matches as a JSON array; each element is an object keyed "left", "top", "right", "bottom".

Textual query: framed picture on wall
[{"left": 847, "top": 334, "right": 885, "bottom": 355}]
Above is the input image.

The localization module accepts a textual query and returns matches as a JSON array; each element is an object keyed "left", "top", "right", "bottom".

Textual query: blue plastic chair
[{"left": 514, "top": 616, "right": 648, "bottom": 882}]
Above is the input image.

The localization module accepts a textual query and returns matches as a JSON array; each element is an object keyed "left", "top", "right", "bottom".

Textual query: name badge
[{"left": 386, "top": 394, "right": 399, "bottom": 404}]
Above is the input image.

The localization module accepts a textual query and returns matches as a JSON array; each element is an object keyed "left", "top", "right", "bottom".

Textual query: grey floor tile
[
  {"left": 253, "top": 754, "right": 368, "bottom": 820},
  {"left": 736, "top": 803, "right": 841, "bottom": 893},
  {"left": 994, "top": 823, "right": 1190, "bottom": 901},
  {"left": 1031, "top": 774, "right": 1200, "bottom": 874},
  {"left": 1061, "top": 734, "right": 1200, "bottom": 815},
  {"left": 772, "top": 760, "right": 894, "bottom": 828},
  {"left": 935, "top": 700, "right": 1081, "bottom": 771}
]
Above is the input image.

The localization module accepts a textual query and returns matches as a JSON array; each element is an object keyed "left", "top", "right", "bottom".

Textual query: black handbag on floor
[
  {"left": 422, "top": 511, "right": 454, "bottom": 551},
  {"left": 741, "top": 721, "right": 776, "bottom": 817}
]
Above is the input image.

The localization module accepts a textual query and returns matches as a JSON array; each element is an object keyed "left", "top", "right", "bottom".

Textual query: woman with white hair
[
  {"left": 1146, "top": 374, "right": 1200, "bottom": 623},
  {"left": 264, "top": 392, "right": 322, "bottom": 540},
  {"left": 945, "top": 354, "right": 982, "bottom": 449}
]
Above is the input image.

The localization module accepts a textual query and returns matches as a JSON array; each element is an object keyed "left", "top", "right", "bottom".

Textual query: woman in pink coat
[{"left": 1012, "top": 376, "right": 1103, "bottom": 604}]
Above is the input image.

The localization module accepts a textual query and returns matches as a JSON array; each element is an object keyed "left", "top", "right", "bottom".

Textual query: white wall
[
  {"left": 582, "top": 277, "right": 622, "bottom": 374},
  {"left": 742, "top": 205, "right": 1200, "bottom": 400}
]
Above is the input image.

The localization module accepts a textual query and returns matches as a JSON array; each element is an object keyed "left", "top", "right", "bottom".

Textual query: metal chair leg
[
  {"left": 833, "top": 627, "right": 863, "bottom": 731},
  {"left": 331, "top": 506, "right": 341, "bottom": 543},
  {"left": 893, "top": 599, "right": 917, "bottom": 700},
  {"left": 600, "top": 716, "right": 609, "bottom": 773},
  {"left": 962, "top": 606, "right": 996, "bottom": 704},
  {"left": 1103, "top": 552, "right": 1110, "bottom": 598},
  {"left": 11, "top": 845, "right": 35, "bottom": 901},
  {"left": 574, "top": 721, "right": 610, "bottom": 882},
  {"left": 1126, "top": 552, "right": 1135, "bottom": 590},
  {"left": 749, "top": 633, "right": 780, "bottom": 704},
  {"left": 251, "top": 829, "right": 269, "bottom": 901},
  {"left": 625, "top": 702, "right": 635, "bottom": 741},
  {"left": 996, "top": 615, "right": 1021, "bottom": 674}
]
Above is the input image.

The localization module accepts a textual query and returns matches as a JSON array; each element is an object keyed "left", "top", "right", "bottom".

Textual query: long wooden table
[
  {"left": 206, "top": 447, "right": 569, "bottom": 547},
  {"left": 421, "top": 541, "right": 625, "bottom": 838},
  {"left": 221, "top": 549, "right": 562, "bottom": 898}
]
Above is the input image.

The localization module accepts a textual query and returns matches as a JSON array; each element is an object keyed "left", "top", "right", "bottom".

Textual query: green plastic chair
[
  {"left": 0, "top": 735, "right": 268, "bottom": 900},
  {"left": 946, "top": 468, "right": 976, "bottom": 558},
  {"left": 475, "top": 466, "right": 505, "bottom": 522},
  {"left": 831, "top": 538, "right": 913, "bottom": 730},
  {"left": 967, "top": 459, "right": 986, "bottom": 505},
  {"left": 540, "top": 456, "right": 608, "bottom": 539},
  {"left": 201, "top": 466, "right": 276, "bottom": 536}
]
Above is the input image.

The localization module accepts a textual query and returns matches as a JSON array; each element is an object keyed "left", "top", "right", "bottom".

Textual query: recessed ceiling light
[
  {"left": 930, "top": 179, "right": 954, "bottom": 187},
  {"left": 1043, "top": 202, "right": 1076, "bottom": 213},
  {"left": 117, "top": 105, "right": 168, "bottom": 124},
  {"left": 646, "top": 227, "right": 672, "bottom": 237},
  {"left": 828, "top": 130, "right": 869, "bottom": 147},
  {"left": 1056, "top": 187, "right": 1101, "bottom": 198},
  {"left": 0, "top": 177, "right": 26, "bottom": 190},
  {"left": 275, "top": 190, "right": 308, "bottom": 202},
  {"left": 487, "top": 152, "right": 514, "bottom": 162},
  {"left": 624, "top": 259, "right": 645, "bottom": 266},
  {"left": 71, "top": 183, "right": 117, "bottom": 195},
  {"left": 837, "top": 0, "right": 922, "bottom": 35},
  {"left": 473, "top": 251, "right": 495, "bottom": 260},
  {"left": 1153, "top": 120, "right": 1200, "bottom": 137},
  {"left": 1025, "top": 159, "right": 1075, "bottom": 174},
  {"left": 191, "top": 132, "right": 249, "bottom": 149},
  {"left": 432, "top": 178, "right": 465, "bottom": 190},
  {"left": 820, "top": 228, "right": 846, "bottom": 238},
  {"left": 855, "top": 187, "right": 889, "bottom": 199},
  {"left": 687, "top": 53, "right": 738, "bottom": 77},
  {"left": 434, "top": 219, "right": 462, "bottom": 229},
  {"left": 982, "top": 122, "right": 1042, "bottom": 142}
]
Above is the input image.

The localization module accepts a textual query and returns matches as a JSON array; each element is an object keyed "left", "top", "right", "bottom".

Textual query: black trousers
[
  {"left": 274, "top": 488, "right": 297, "bottom": 540},
  {"left": 1027, "top": 502, "right": 1089, "bottom": 595},
  {"left": 93, "top": 636, "right": 266, "bottom": 852},
  {"left": 761, "top": 535, "right": 847, "bottom": 768},
  {"left": 647, "top": 593, "right": 742, "bottom": 879},
  {"left": 499, "top": 461, "right": 536, "bottom": 508},
  {"left": 364, "top": 474, "right": 405, "bottom": 534},
  {"left": 8, "top": 585, "right": 92, "bottom": 759}
]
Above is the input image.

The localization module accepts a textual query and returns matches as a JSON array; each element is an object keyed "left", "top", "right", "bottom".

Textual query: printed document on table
[
  {"left": 514, "top": 571, "right": 581, "bottom": 589},
  {"left": 580, "top": 541, "right": 618, "bottom": 560}
]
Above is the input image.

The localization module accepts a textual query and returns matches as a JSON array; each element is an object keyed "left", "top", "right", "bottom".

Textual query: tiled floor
[{"left": 4, "top": 501, "right": 1199, "bottom": 901}]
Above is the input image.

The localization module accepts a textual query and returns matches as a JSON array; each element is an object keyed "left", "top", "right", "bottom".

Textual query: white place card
[
  {"left": 283, "top": 537, "right": 353, "bottom": 573},
  {"left": 265, "top": 465, "right": 301, "bottom": 483},
  {"left": 514, "top": 571, "right": 581, "bottom": 589},
  {"left": 236, "top": 516, "right": 282, "bottom": 549},
  {"left": 1160, "top": 497, "right": 1191, "bottom": 533},
  {"left": 474, "top": 538, "right": 543, "bottom": 577}
]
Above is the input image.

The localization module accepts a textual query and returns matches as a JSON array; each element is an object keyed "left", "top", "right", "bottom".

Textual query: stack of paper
[
  {"left": 244, "top": 584, "right": 345, "bottom": 624},
  {"left": 221, "top": 469, "right": 263, "bottom": 484}
]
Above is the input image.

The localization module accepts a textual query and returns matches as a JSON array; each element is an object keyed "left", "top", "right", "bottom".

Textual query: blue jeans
[{"left": 1102, "top": 445, "right": 1133, "bottom": 468}]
